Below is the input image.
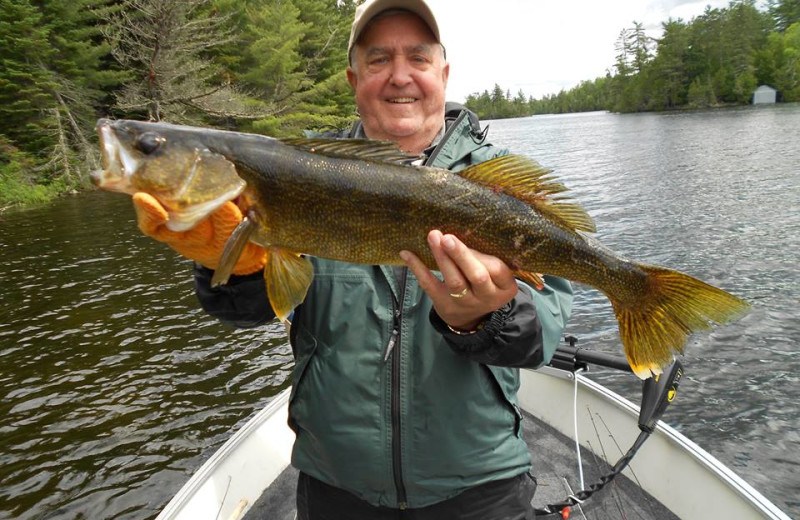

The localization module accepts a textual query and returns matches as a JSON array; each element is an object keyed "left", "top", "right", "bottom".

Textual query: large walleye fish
[{"left": 91, "top": 118, "right": 750, "bottom": 377}]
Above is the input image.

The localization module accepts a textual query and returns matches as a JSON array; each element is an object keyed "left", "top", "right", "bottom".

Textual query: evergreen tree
[
  {"left": 629, "top": 21, "right": 652, "bottom": 74},
  {"left": 687, "top": 75, "right": 716, "bottom": 107},
  {"left": 215, "top": 0, "right": 356, "bottom": 136},
  {"left": 769, "top": 0, "right": 800, "bottom": 32},
  {"left": 726, "top": 1, "right": 770, "bottom": 102},
  {"left": 0, "top": 0, "right": 122, "bottom": 188},
  {"left": 0, "top": 0, "right": 58, "bottom": 154},
  {"left": 39, "top": 0, "right": 127, "bottom": 182},
  {"left": 648, "top": 19, "right": 691, "bottom": 109},
  {"left": 104, "top": 0, "right": 260, "bottom": 123},
  {"left": 774, "top": 22, "right": 800, "bottom": 99}
]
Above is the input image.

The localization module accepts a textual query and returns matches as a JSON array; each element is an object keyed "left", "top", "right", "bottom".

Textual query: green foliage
[
  {"left": 775, "top": 22, "right": 800, "bottom": 99},
  {"left": 769, "top": 0, "right": 800, "bottom": 32},
  {"left": 687, "top": 76, "right": 716, "bottom": 107},
  {"left": 0, "top": 0, "right": 125, "bottom": 204},
  {"left": 212, "top": 0, "right": 356, "bottom": 137},
  {"left": 0, "top": 0, "right": 58, "bottom": 153},
  {"left": 0, "top": 137, "right": 62, "bottom": 207},
  {"left": 0, "top": 0, "right": 357, "bottom": 205}
]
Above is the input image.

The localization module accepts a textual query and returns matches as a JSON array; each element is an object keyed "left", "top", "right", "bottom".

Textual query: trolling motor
[{"left": 535, "top": 336, "right": 684, "bottom": 518}]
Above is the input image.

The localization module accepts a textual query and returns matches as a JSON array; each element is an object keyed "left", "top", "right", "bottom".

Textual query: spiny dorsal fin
[
  {"left": 280, "top": 138, "right": 420, "bottom": 164},
  {"left": 459, "top": 155, "right": 596, "bottom": 234}
]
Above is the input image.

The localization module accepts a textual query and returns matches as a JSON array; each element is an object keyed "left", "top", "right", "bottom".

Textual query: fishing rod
[{"left": 535, "top": 336, "right": 684, "bottom": 518}]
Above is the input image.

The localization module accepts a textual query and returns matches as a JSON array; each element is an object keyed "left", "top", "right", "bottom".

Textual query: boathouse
[{"left": 752, "top": 85, "right": 777, "bottom": 104}]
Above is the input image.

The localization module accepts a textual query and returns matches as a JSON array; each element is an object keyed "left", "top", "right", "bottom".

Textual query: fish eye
[{"left": 136, "top": 132, "right": 164, "bottom": 155}]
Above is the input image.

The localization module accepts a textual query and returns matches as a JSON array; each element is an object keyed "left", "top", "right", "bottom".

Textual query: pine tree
[
  {"left": 38, "top": 0, "right": 128, "bottom": 182},
  {"left": 104, "top": 0, "right": 263, "bottom": 122},
  {"left": 0, "top": 0, "right": 58, "bottom": 154},
  {"left": 215, "top": 0, "right": 356, "bottom": 136},
  {"left": 775, "top": 22, "right": 800, "bottom": 99},
  {"left": 769, "top": 0, "right": 800, "bottom": 32},
  {"left": 648, "top": 19, "right": 690, "bottom": 109}
]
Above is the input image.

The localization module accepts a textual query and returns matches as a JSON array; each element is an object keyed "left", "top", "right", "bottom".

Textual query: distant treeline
[
  {"left": 466, "top": 0, "right": 800, "bottom": 119},
  {"left": 0, "top": 0, "right": 359, "bottom": 207}
]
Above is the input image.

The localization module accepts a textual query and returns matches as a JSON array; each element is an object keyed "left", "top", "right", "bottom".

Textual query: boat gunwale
[
  {"left": 529, "top": 366, "right": 791, "bottom": 520},
  {"left": 155, "top": 390, "right": 292, "bottom": 520}
]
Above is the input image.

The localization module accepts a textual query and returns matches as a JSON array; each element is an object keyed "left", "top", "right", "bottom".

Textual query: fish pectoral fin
[
  {"left": 265, "top": 248, "right": 313, "bottom": 322},
  {"left": 515, "top": 271, "right": 545, "bottom": 291},
  {"left": 211, "top": 215, "right": 257, "bottom": 287},
  {"left": 279, "top": 138, "right": 420, "bottom": 164},
  {"left": 459, "top": 155, "right": 596, "bottom": 234}
]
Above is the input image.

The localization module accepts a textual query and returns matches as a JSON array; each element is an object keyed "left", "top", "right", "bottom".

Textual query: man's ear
[
  {"left": 346, "top": 67, "right": 357, "bottom": 90},
  {"left": 442, "top": 62, "right": 450, "bottom": 88}
]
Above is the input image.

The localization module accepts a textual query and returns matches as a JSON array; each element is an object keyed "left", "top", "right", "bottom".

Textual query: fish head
[{"left": 91, "top": 119, "right": 246, "bottom": 231}]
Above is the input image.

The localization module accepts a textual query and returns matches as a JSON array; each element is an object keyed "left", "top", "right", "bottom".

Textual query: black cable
[{"left": 534, "top": 430, "right": 651, "bottom": 517}]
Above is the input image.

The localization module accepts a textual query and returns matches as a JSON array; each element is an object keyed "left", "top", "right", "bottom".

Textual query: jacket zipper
[
  {"left": 384, "top": 117, "right": 463, "bottom": 508},
  {"left": 387, "top": 268, "right": 408, "bottom": 509}
]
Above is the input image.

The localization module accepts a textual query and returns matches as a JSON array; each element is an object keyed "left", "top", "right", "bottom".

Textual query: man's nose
[{"left": 389, "top": 58, "right": 413, "bottom": 87}]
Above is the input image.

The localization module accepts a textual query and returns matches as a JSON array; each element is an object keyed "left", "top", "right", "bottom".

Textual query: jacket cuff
[
  {"left": 194, "top": 264, "right": 275, "bottom": 328},
  {"left": 429, "top": 286, "right": 544, "bottom": 367}
]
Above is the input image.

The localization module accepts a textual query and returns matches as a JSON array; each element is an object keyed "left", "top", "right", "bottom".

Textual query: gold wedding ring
[{"left": 449, "top": 288, "right": 468, "bottom": 299}]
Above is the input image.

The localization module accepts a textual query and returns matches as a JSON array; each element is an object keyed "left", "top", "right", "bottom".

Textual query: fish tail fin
[{"left": 610, "top": 265, "right": 750, "bottom": 379}]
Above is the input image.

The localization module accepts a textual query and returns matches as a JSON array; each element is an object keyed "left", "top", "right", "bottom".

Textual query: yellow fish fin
[
  {"left": 265, "top": 248, "right": 314, "bottom": 322},
  {"left": 611, "top": 265, "right": 750, "bottom": 379},
  {"left": 458, "top": 155, "right": 596, "bottom": 234}
]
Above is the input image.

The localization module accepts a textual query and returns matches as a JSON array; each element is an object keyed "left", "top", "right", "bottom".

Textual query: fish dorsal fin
[
  {"left": 280, "top": 138, "right": 420, "bottom": 165},
  {"left": 459, "top": 155, "right": 596, "bottom": 234}
]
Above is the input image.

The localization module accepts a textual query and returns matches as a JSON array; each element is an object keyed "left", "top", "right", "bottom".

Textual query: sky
[{"left": 424, "top": 0, "right": 741, "bottom": 102}]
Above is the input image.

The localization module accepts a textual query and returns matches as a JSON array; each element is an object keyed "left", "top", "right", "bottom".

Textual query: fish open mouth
[{"left": 90, "top": 120, "right": 139, "bottom": 194}]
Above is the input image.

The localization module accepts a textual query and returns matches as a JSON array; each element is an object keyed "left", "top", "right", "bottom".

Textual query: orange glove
[{"left": 132, "top": 192, "right": 267, "bottom": 275}]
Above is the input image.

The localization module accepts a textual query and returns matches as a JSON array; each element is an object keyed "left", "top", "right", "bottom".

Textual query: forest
[
  {"left": 465, "top": 0, "right": 800, "bottom": 119},
  {"left": 0, "top": 0, "right": 359, "bottom": 207},
  {"left": 1, "top": 0, "right": 798, "bottom": 207}
]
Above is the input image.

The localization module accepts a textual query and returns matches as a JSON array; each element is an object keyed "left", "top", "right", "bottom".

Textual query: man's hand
[
  {"left": 400, "top": 230, "right": 518, "bottom": 332},
  {"left": 133, "top": 192, "right": 267, "bottom": 275}
]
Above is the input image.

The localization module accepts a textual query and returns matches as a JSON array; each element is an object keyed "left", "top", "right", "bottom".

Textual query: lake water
[{"left": 1, "top": 105, "right": 798, "bottom": 518}]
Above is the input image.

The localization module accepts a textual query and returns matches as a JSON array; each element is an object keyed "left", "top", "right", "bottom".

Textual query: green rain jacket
[{"left": 195, "top": 103, "right": 573, "bottom": 509}]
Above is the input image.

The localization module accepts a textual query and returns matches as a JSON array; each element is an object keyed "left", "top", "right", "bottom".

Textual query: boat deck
[{"left": 243, "top": 409, "right": 678, "bottom": 519}]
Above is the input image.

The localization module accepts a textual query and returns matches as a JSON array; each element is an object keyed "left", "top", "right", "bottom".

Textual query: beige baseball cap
[{"left": 347, "top": 0, "right": 441, "bottom": 64}]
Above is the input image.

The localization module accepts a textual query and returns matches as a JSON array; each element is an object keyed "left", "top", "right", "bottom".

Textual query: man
[{"left": 133, "top": 1, "right": 573, "bottom": 518}]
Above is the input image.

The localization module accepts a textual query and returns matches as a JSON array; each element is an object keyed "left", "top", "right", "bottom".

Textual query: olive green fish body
[
  {"left": 233, "top": 141, "right": 587, "bottom": 273},
  {"left": 92, "top": 119, "right": 750, "bottom": 378}
]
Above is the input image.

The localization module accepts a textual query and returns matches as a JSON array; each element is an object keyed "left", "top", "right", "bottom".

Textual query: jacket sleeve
[
  {"left": 194, "top": 264, "right": 276, "bottom": 328},
  {"left": 430, "top": 275, "right": 573, "bottom": 368}
]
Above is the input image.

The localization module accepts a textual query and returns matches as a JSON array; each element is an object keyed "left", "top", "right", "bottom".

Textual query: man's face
[{"left": 347, "top": 12, "right": 449, "bottom": 153}]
